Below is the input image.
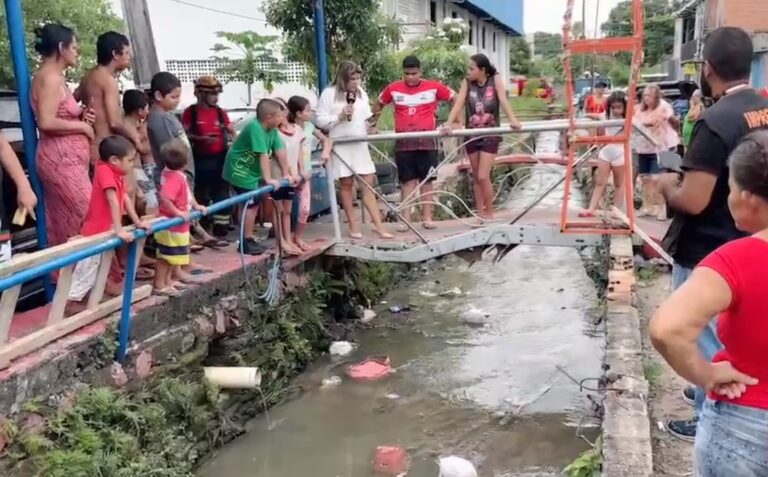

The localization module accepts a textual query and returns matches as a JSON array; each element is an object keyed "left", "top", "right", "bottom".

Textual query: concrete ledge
[{"left": 602, "top": 235, "right": 653, "bottom": 477}]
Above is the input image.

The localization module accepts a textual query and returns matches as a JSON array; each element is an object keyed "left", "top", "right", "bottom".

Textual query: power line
[{"left": 161, "top": 0, "right": 269, "bottom": 22}]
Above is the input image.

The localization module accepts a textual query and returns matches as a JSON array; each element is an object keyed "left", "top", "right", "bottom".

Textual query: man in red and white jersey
[{"left": 372, "top": 55, "right": 454, "bottom": 231}]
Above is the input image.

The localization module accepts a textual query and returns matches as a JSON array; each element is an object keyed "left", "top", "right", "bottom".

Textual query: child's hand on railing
[
  {"left": 289, "top": 175, "right": 301, "bottom": 186},
  {"left": 266, "top": 179, "right": 281, "bottom": 190},
  {"left": 193, "top": 204, "right": 208, "bottom": 215},
  {"left": 178, "top": 211, "right": 191, "bottom": 222},
  {"left": 116, "top": 229, "right": 135, "bottom": 243},
  {"left": 440, "top": 123, "right": 453, "bottom": 135},
  {"left": 136, "top": 221, "right": 152, "bottom": 231}
]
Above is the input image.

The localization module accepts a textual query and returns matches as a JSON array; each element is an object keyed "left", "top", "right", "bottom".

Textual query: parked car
[{"left": 0, "top": 89, "right": 46, "bottom": 310}]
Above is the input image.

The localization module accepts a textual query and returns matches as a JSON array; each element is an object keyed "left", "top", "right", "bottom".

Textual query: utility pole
[{"left": 121, "top": 0, "right": 161, "bottom": 89}]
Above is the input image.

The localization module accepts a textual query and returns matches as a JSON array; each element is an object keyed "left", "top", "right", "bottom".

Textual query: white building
[
  {"left": 383, "top": 0, "right": 524, "bottom": 85},
  {"left": 111, "top": 0, "right": 523, "bottom": 108}
]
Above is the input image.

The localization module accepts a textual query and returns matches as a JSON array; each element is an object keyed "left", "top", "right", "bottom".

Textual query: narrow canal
[{"left": 202, "top": 139, "right": 604, "bottom": 476}]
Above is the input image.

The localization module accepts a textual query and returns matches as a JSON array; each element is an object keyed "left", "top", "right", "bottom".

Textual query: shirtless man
[{"left": 77, "top": 31, "right": 138, "bottom": 163}]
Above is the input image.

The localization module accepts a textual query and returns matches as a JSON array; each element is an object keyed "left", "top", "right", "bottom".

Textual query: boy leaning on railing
[{"left": 67, "top": 136, "right": 150, "bottom": 305}]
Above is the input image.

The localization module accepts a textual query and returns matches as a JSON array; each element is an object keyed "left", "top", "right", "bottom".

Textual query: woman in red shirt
[{"left": 651, "top": 130, "right": 768, "bottom": 476}]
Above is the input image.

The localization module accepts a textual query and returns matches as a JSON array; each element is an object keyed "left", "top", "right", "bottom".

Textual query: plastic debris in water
[
  {"left": 329, "top": 341, "right": 355, "bottom": 356},
  {"left": 438, "top": 456, "right": 477, "bottom": 477},
  {"left": 419, "top": 290, "right": 438, "bottom": 298},
  {"left": 372, "top": 446, "right": 408, "bottom": 475},
  {"left": 460, "top": 305, "right": 490, "bottom": 326},
  {"left": 385, "top": 393, "right": 400, "bottom": 400},
  {"left": 360, "top": 308, "right": 377, "bottom": 324},
  {"left": 389, "top": 305, "right": 412, "bottom": 314},
  {"left": 347, "top": 357, "right": 393, "bottom": 381},
  {"left": 321, "top": 376, "right": 342, "bottom": 388}
]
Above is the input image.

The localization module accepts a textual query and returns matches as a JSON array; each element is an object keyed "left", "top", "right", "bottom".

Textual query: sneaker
[
  {"left": 241, "top": 238, "right": 267, "bottom": 256},
  {"left": 682, "top": 386, "right": 696, "bottom": 407},
  {"left": 667, "top": 418, "right": 697, "bottom": 442}
]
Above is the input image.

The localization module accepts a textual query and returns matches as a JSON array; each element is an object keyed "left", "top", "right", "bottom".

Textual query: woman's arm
[
  {"left": 315, "top": 88, "right": 340, "bottom": 130},
  {"left": 34, "top": 74, "right": 92, "bottom": 138},
  {"left": 445, "top": 80, "right": 469, "bottom": 127},
  {"left": 650, "top": 267, "right": 756, "bottom": 394},
  {"left": 494, "top": 75, "right": 521, "bottom": 129},
  {"left": 314, "top": 128, "right": 332, "bottom": 163}
]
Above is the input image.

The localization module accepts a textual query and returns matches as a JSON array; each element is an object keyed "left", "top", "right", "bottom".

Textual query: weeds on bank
[
  {"left": 644, "top": 360, "right": 663, "bottom": 389},
  {"left": 564, "top": 437, "right": 603, "bottom": 477},
  {"left": 636, "top": 265, "right": 659, "bottom": 282}
]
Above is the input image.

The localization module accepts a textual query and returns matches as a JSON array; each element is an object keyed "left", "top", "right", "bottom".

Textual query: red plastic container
[{"left": 372, "top": 445, "right": 408, "bottom": 475}]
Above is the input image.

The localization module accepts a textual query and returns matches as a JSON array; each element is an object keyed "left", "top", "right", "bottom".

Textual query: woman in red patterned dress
[{"left": 30, "top": 24, "right": 94, "bottom": 247}]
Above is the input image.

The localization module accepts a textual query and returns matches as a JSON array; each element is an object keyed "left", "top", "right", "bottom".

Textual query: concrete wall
[{"left": 719, "top": 0, "right": 768, "bottom": 32}]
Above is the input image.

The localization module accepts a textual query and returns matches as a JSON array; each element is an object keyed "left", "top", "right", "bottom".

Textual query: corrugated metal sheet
[{"left": 462, "top": 0, "right": 523, "bottom": 34}]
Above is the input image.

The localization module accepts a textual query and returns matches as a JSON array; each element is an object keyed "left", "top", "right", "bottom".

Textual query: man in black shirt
[{"left": 660, "top": 27, "right": 768, "bottom": 441}]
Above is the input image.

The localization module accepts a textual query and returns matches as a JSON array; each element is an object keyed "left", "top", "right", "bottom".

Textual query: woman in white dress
[{"left": 316, "top": 61, "right": 393, "bottom": 239}]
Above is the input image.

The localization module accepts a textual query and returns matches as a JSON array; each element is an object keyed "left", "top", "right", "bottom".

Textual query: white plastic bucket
[{"left": 203, "top": 367, "right": 262, "bottom": 389}]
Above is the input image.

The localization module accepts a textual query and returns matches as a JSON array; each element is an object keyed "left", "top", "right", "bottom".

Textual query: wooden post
[{"left": 121, "top": 0, "right": 160, "bottom": 89}]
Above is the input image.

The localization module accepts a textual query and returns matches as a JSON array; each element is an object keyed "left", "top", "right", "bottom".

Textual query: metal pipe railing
[{"left": 331, "top": 118, "right": 658, "bottom": 145}]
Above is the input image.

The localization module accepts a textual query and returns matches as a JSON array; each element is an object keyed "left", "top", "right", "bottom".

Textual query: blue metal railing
[{"left": 0, "top": 180, "right": 290, "bottom": 362}]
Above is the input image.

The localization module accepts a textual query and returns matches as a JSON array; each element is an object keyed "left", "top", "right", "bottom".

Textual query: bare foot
[
  {"left": 295, "top": 239, "right": 313, "bottom": 252},
  {"left": 422, "top": 221, "right": 438, "bottom": 230},
  {"left": 105, "top": 280, "right": 123, "bottom": 297},
  {"left": 282, "top": 244, "right": 303, "bottom": 256},
  {"left": 374, "top": 229, "right": 395, "bottom": 239},
  {"left": 174, "top": 269, "right": 196, "bottom": 283},
  {"left": 396, "top": 223, "right": 409, "bottom": 233},
  {"left": 65, "top": 300, "right": 88, "bottom": 317}
]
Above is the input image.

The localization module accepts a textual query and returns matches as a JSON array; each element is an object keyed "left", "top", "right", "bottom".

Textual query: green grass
[{"left": 644, "top": 360, "right": 663, "bottom": 388}]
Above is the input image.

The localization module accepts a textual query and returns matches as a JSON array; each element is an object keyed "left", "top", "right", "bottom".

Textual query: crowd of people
[
  {"left": 1, "top": 20, "right": 767, "bottom": 474},
  {"left": 0, "top": 23, "right": 522, "bottom": 301}
]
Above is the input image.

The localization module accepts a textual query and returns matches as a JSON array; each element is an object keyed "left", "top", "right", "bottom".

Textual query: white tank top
[{"left": 274, "top": 124, "right": 306, "bottom": 179}]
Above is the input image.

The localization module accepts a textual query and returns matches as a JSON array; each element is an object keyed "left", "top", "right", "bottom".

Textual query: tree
[
  {"left": 211, "top": 31, "right": 286, "bottom": 105},
  {"left": 263, "top": 0, "right": 400, "bottom": 87},
  {"left": 0, "top": 0, "right": 122, "bottom": 88},
  {"left": 601, "top": 0, "right": 677, "bottom": 66},
  {"left": 509, "top": 37, "right": 532, "bottom": 75},
  {"left": 532, "top": 32, "right": 562, "bottom": 58}
]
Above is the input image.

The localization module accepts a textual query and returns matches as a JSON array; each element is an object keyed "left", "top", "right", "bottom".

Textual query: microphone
[{"left": 345, "top": 90, "right": 356, "bottom": 121}]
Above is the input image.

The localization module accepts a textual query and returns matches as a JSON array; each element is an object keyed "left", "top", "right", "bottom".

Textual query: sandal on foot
[
  {"left": 202, "top": 238, "right": 228, "bottom": 248},
  {"left": 153, "top": 286, "right": 182, "bottom": 298}
]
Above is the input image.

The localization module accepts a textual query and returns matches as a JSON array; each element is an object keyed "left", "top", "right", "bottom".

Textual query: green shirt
[
  {"left": 223, "top": 119, "right": 284, "bottom": 190},
  {"left": 682, "top": 111, "right": 696, "bottom": 148}
]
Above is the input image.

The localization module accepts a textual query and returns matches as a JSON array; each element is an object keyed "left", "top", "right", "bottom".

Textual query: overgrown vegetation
[
  {"left": 1, "top": 262, "right": 406, "bottom": 476},
  {"left": 564, "top": 438, "right": 603, "bottom": 477}
]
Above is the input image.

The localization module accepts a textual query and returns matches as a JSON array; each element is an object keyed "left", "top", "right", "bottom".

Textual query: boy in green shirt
[{"left": 224, "top": 98, "right": 292, "bottom": 255}]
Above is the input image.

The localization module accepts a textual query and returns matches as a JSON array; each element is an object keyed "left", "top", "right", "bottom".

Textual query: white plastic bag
[
  {"left": 438, "top": 456, "right": 477, "bottom": 477},
  {"left": 329, "top": 341, "right": 354, "bottom": 356},
  {"left": 460, "top": 305, "right": 490, "bottom": 326}
]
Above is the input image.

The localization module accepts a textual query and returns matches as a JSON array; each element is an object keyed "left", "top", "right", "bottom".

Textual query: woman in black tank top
[{"left": 444, "top": 54, "right": 521, "bottom": 223}]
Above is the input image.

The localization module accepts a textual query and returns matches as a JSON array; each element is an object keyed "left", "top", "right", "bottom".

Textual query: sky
[{"left": 523, "top": 0, "right": 624, "bottom": 34}]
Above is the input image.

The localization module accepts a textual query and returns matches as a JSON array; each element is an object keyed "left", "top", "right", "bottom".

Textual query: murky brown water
[{"left": 201, "top": 162, "right": 604, "bottom": 477}]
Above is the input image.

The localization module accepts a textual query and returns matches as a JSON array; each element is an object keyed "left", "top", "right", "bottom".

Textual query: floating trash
[
  {"left": 389, "top": 305, "right": 412, "bottom": 314},
  {"left": 372, "top": 445, "right": 408, "bottom": 475},
  {"left": 385, "top": 393, "right": 400, "bottom": 400},
  {"left": 439, "top": 287, "right": 462, "bottom": 297},
  {"left": 329, "top": 341, "right": 355, "bottom": 356},
  {"left": 360, "top": 308, "right": 377, "bottom": 324},
  {"left": 321, "top": 376, "right": 342, "bottom": 388},
  {"left": 347, "top": 357, "right": 393, "bottom": 381},
  {"left": 419, "top": 290, "right": 438, "bottom": 298},
  {"left": 460, "top": 305, "right": 490, "bottom": 326},
  {"left": 438, "top": 456, "right": 477, "bottom": 477}
]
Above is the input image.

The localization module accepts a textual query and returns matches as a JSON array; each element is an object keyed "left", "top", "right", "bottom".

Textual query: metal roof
[{"left": 455, "top": 0, "right": 524, "bottom": 35}]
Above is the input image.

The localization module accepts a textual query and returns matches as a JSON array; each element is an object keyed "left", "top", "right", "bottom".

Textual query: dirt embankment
[{"left": 635, "top": 272, "right": 694, "bottom": 476}]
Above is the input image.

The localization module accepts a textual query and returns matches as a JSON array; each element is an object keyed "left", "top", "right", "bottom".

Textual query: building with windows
[
  {"left": 110, "top": 0, "right": 523, "bottom": 108},
  {"left": 383, "top": 0, "right": 524, "bottom": 85},
  {"left": 671, "top": 0, "right": 768, "bottom": 87}
]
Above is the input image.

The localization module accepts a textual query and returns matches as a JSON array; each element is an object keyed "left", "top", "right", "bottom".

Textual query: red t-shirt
[
  {"left": 81, "top": 162, "right": 126, "bottom": 237},
  {"left": 378, "top": 79, "right": 454, "bottom": 151},
  {"left": 760, "top": 87, "right": 768, "bottom": 99},
  {"left": 181, "top": 105, "right": 231, "bottom": 155},
  {"left": 158, "top": 169, "right": 190, "bottom": 234},
  {"left": 699, "top": 237, "right": 768, "bottom": 410},
  {"left": 585, "top": 94, "right": 607, "bottom": 115}
]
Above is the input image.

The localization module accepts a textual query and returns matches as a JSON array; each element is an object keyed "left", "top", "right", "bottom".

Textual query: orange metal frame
[{"left": 559, "top": 0, "right": 645, "bottom": 235}]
